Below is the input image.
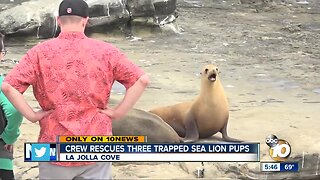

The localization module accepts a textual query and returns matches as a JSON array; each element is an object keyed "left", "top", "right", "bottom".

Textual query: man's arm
[
  {"left": 100, "top": 74, "right": 149, "bottom": 120},
  {"left": 1, "top": 82, "right": 52, "bottom": 123}
]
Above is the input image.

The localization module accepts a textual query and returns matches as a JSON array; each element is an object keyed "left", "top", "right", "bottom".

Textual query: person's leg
[
  {"left": 0, "top": 169, "right": 14, "bottom": 180},
  {"left": 39, "top": 162, "right": 83, "bottom": 180},
  {"left": 39, "top": 162, "right": 112, "bottom": 180},
  {"left": 75, "top": 162, "right": 112, "bottom": 180}
]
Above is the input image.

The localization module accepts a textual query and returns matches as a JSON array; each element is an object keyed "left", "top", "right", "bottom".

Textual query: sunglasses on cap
[{"left": 1, "top": 50, "right": 7, "bottom": 56}]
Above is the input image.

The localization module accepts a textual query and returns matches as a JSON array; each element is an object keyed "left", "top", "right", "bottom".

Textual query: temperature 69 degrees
[{"left": 261, "top": 162, "right": 299, "bottom": 172}]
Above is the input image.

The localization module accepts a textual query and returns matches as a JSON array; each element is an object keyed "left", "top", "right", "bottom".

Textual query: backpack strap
[{"left": 0, "top": 105, "right": 8, "bottom": 139}]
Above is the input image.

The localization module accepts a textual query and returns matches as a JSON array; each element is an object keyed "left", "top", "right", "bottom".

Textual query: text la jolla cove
[{"left": 65, "top": 154, "right": 120, "bottom": 161}]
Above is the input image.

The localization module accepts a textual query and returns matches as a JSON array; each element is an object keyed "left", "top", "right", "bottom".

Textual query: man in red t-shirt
[{"left": 1, "top": 0, "right": 149, "bottom": 179}]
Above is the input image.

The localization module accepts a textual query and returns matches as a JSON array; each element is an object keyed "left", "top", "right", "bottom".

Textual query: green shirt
[{"left": 0, "top": 76, "right": 23, "bottom": 170}]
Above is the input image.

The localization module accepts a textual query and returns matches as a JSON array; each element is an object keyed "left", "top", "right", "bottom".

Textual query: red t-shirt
[{"left": 4, "top": 32, "right": 144, "bottom": 166}]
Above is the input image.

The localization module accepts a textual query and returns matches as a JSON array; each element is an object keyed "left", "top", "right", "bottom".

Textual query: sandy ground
[{"left": 1, "top": 0, "right": 320, "bottom": 179}]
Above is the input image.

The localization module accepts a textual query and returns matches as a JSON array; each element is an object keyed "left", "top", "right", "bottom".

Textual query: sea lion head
[{"left": 201, "top": 64, "right": 219, "bottom": 82}]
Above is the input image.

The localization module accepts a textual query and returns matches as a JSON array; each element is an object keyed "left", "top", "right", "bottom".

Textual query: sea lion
[
  {"left": 149, "top": 64, "right": 241, "bottom": 143},
  {"left": 112, "top": 108, "right": 181, "bottom": 143}
]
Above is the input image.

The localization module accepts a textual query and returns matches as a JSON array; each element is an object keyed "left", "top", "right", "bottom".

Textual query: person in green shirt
[{"left": 0, "top": 33, "right": 23, "bottom": 180}]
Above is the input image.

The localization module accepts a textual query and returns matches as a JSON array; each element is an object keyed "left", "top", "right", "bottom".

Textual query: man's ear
[
  {"left": 56, "top": 16, "right": 62, "bottom": 26},
  {"left": 83, "top": 17, "right": 89, "bottom": 27}
]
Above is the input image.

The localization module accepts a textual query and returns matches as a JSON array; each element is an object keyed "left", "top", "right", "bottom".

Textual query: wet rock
[
  {"left": 128, "top": 0, "right": 156, "bottom": 18},
  {"left": 123, "top": 0, "right": 178, "bottom": 37},
  {"left": 154, "top": 0, "right": 177, "bottom": 20},
  {"left": 281, "top": 23, "right": 302, "bottom": 33},
  {"left": 239, "top": 0, "right": 266, "bottom": 5},
  {"left": 0, "top": 0, "right": 59, "bottom": 38},
  {"left": 0, "top": 0, "right": 178, "bottom": 39},
  {"left": 37, "top": 13, "right": 58, "bottom": 39},
  {"left": 86, "top": 0, "right": 129, "bottom": 28}
]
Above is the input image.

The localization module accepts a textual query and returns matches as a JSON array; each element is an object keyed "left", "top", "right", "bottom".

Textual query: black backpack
[{"left": 0, "top": 105, "right": 7, "bottom": 136}]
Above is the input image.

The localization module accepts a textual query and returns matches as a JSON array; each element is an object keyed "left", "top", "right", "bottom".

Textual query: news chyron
[
  {"left": 24, "top": 136, "right": 143, "bottom": 162},
  {"left": 260, "top": 134, "right": 299, "bottom": 172},
  {"left": 24, "top": 135, "right": 260, "bottom": 162}
]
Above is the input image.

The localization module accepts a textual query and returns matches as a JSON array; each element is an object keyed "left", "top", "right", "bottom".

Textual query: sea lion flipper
[
  {"left": 223, "top": 136, "right": 243, "bottom": 142},
  {"left": 182, "top": 111, "right": 199, "bottom": 143},
  {"left": 220, "top": 122, "right": 243, "bottom": 142}
]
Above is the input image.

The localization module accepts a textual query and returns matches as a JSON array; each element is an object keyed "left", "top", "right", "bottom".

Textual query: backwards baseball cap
[{"left": 59, "top": 0, "right": 89, "bottom": 18}]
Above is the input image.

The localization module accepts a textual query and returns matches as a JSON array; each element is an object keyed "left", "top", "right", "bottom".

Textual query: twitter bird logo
[
  {"left": 35, "top": 147, "right": 46, "bottom": 157},
  {"left": 29, "top": 144, "right": 56, "bottom": 161}
]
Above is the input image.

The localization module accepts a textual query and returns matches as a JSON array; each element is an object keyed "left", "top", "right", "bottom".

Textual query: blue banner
[{"left": 59, "top": 143, "right": 259, "bottom": 153}]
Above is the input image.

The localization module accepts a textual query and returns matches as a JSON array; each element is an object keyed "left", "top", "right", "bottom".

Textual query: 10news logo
[{"left": 265, "top": 134, "right": 291, "bottom": 162}]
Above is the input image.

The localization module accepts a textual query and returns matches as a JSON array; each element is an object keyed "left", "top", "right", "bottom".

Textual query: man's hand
[
  {"left": 4, "top": 144, "right": 13, "bottom": 153},
  {"left": 31, "top": 109, "right": 54, "bottom": 123},
  {"left": 99, "top": 107, "right": 122, "bottom": 120},
  {"left": 100, "top": 74, "right": 149, "bottom": 121}
]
